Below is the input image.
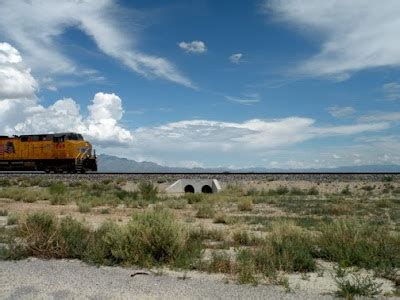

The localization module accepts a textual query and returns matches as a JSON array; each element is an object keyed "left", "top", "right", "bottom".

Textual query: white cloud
[
  {"left": 359, "top": 112, "right": 400, "bottom": 122},
  {"left": 229, "top": 53, "right": 243, "bottom": 64},
  {"left": 0, "top": 0, "right": 193, "bottom": 87},
  {"left": 225, "top": 94, "right": 260, "bottom": 105},
  {"left": 326, "top": 106, "right": 355, "bottom": 118},
  {"left": 383, "top": 82, "right": 400, "bottom": 100},
  {"left": 266, "top": 0, "right": 400, "bottom": 79},
  {"left": 0, "top": 43, "right": 37, "bottom": 99},
  {"left": 131, "top": 118, "right": 389, "bottom": 154},
  {"left": 178, "top": 41, "right": 207, "bottom": 54},
  {"left": 0, "top": 43, "right": 132, "bottom": 146}
]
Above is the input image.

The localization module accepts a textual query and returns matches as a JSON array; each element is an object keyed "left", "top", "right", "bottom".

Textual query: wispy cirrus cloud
[
  {"left": 225, "top": 93, "right": 261, "bottom": 105},
  {"left": 265, "top": 0, "right": 400, "bottom": 79},
  {"left": 383, "top": 82, "right": 400, "bottom": 100},
  {"left": 0, "top": 0, "right": 193, "bottom": 88},
  {"left": 326, "top": 106, "right": 355, "bottom": 118}
]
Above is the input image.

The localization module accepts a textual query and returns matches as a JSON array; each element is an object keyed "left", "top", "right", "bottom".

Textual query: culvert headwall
[{"left": 166, "top": 179, "right": 221, "bottom": 194}]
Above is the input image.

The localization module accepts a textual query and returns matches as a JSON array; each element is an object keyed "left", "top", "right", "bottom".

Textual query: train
[{"left": 0, "top": 132, "right": 97, "bottom": 173}]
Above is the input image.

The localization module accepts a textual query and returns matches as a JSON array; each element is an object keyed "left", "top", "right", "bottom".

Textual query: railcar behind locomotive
[{"left": 0, "top": 133, "right": 97, "bottom": 173}]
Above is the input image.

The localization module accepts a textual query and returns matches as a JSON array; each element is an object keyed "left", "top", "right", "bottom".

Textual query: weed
[
  {"left": 138, "top": 181, "right": 158, "bottom": 200},
  {"left": 0, "top": 209, "right": 8, "bottom": 216},
  {"left": 100, "top": 208, "right": 111, "bottom": 214}
]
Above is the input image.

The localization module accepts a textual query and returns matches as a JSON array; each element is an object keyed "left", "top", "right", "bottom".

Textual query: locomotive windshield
[{"left": 66, "top": 133, "right": 83, "bottom": 141}]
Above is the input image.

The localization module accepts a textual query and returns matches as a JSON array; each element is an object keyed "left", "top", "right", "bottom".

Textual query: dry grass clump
[
  {"left": 213, "top": 212, "right": 228, "bottom": 224},
  {"left": 237, "top": 198, "right": 253, "bottom": 211}
]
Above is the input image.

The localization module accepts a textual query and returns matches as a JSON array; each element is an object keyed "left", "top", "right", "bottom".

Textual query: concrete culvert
[
  {"left": 184, "top": 185, "right": 195, "bottom": 193},
  {"left": 201, "top": 185, "right": 213, "bottom": 194}
]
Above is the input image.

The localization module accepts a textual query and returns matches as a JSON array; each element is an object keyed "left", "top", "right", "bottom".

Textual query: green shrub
[
  {"left": 7, "top": 214, "right": 18, "bottom": 225},
  {"left": 316, "top": 220, "right": 400, "bottom": 270},
  {"left": 308, "top": 187, "right": 319, "bottom": 195},
  {"left": 165, "top": 199, "right": 187, "bottom": 210},
  {"left": 245, "top": 187, "right": 259, "bottom": 196},
  {"left": 59, "top": 216, "right": 90, "bottom": 258},
  {"left": 275, "top": 186, "right": 289, "bottom": 195},
  {"left": 50, "top": 194, "right": 68, "bottom": 205},
  {"left": 232, "top": 230, "right": 261, "bottom": 246},
  {"left": 195, "top": 203, "right": 215, "bottom": 218},
  {"left": 236, "top": 248, "right": 258, "bottom": 286},
  {"left": 341, "top": 185, "right": 351, "bottom": 195},
  {"left": 262, "top": 221, "right": 316, "bottom": 273},
  {"left": 237, "top": 198, "right": 253, "bottom": 211},
  {"left": 138, "top": 181, "right": 158, "bottom": 200},
  {"left": 78, "top": 202, "right": 91, "bottom": 213},
  {"left": 49, "top": 182, "right": 67, "bottom": 195},
  {"left": 290, "top": 187, "right": 305, "bottom": 195},
  {"left": 19, "top": 212, "right": 64, "bottom": 258},
  {"left": 186, "top": 193, "right": 204, "bottom": 204},
  {"left": 0, "top": 178, "right": 11, "bottom": 187},
  {"left": 206, "top": 251, "right": 233, "bottom": 273},
  {"left": 84, "top": 221, "right": 122, "bottom": 265},
  {"left": 107, "top": 209, "right": 201, "bottom": 267}
]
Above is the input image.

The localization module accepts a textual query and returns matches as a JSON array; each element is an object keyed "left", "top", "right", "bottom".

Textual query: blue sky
[{"left": 0, "top": 0, "right": 399, "bottom": 168}]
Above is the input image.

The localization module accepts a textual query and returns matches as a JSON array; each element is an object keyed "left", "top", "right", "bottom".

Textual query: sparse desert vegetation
[{"left": 1, "top": 174, "right": 400, "bottom": 297}]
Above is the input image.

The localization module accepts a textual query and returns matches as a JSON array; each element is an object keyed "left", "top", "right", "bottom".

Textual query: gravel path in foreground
[{"left": 0, "top": 259, "right": 334, "bottom": 300}]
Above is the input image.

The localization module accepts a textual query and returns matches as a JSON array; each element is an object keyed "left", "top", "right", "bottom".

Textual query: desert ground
[{"left": 0, "top": 174, "right": 400, "bottom": 299}]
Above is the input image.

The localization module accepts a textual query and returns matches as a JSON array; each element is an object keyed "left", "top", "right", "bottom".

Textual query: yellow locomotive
[{"left": 0, "top": 133, "right": 97, "bottom": 173}]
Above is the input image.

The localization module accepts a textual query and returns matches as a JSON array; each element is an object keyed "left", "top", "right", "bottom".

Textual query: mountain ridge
[{"left": 98, "top": 154, "right": 400, "bottom": 173}]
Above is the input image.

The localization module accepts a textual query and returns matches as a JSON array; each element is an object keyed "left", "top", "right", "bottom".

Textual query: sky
[{"left": 0, "top": 0, "right": 399, "bottom": 169}]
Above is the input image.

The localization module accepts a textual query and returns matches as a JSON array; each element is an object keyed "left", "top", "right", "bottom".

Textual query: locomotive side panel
[{"left": 0, "top": 133, "right": 97, "bottom": 172}]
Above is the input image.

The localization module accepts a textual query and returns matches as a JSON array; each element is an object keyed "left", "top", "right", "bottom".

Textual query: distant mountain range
[{"left": 97, "top": 154, "right": 400, "bottom": 173}]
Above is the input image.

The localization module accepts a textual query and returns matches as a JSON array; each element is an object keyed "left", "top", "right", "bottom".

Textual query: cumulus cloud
[
  {"left": 0, "top": 43, "right": 37, "bottom": 99},
  {"left": 0, "top": 43, "right": 133, "bottom": 146},
  {"left": 229, "top": 53, "right": 243, "bottom": 64},
  {"left": 326, "top": 106, "right": 355, "bottom": 118},
  {"left": 0, "top": 0, "right": 193, "bottom": 87},
  {"left": 178, "top": 41, "right": 207, "bottom": 54},
  {"left": 266, "top": 0, "right": 400, "bottom": 79}
]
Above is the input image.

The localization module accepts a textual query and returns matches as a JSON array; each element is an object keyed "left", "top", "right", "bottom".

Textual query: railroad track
[{"left": 0, "top": 172, "right": 399, "bottom": 175}]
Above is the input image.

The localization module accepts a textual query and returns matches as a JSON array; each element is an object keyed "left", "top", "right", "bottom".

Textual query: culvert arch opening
[
  {"left": 184, "top": 185, "right": 195, "bottom": 193},
  {"left": 202, "top": 185, "right": 213, "bottom": 194}
]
